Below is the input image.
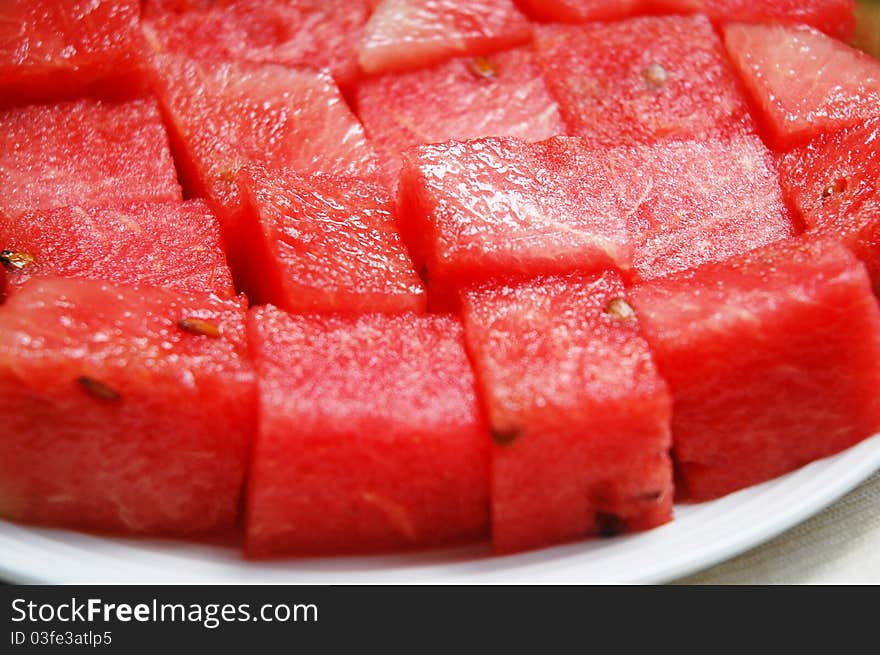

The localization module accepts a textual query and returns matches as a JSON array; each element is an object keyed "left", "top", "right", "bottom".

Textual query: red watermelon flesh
[
  {"left": 0, "top": 98, "right": 182, "bottom": 219},
  {"left": 647, "top": 1, "right": 856, "bottom": 40},
  {"left": 0, "top": 0, "right": 147, "bottom": 107},
  {"left": 245, "top": 307, "right": 489, "bottom": 556},
  {"left": 0, "top": 200, "right": 235, "bottom": 298},
  {"left": 460, "top": 272, "right": 673, "bottom": 554},
  {"left": 355, "top": 47, "right": 565, "bottom": 184},
  {"left": 630, "top": 135, "right": 796, "bottom": 281},
  {"left": 142, "top": 0, "right": 369, "bottom": 91},
  {"left": 630, "top": 238, "right": 880, "bottom": 501},
  {"left": 148, "top": 54, "right": 380, "bottom": 289},
  {"left": 723, "top": 22, "right": 880, "bottom": 149},
  {"left": 359, "top": 0, "right": 532, "bottom": 74},
  {"left": 237, "top": 167, "right": 425, "bottom": 313},
  {"left": 397, "top": 136, "right": 633, "bottom": 311},
  {"left": 514, "top": 0, "right": 645, "bottom": 23},
  {"left": 0, "top": 277, "right": 255, "bottom": 536},
  {"left": 535, "top": 15, "right": 756, "bottom": 147},
  {"left": 778, "top": 117, "right": 880, "bottom": 294}
]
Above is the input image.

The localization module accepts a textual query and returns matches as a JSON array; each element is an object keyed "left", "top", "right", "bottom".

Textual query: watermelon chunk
[
  {"left": 0, "top": 98, "right": 182, "bottom": 219},
  {"left": 630, "top": 238, "right": 880, "bottom": 501},
  {"left": 630, "top": 135, "right": 795, "bottom": 281},
  {"left": 535, "top": 15, "right": 756, "bottom": 147},
  {"left": 723, "top": 22, "right": 880, "bottom": 149},
  {"left": 461, "top": 272, "right": 673, "bottom": 553},
  {"left": 0, "top": 200, "right": 235, "bottom": 298},
  {"left": 142, "top": 0, "right": 370, "bottom": 90},
  {"left": 359, "top": 0, "right": 532, "bottom": 74},
  {"left": 648, "top": 1, "right": 856, "bottom": 40},
  {"left": 0, "top": 278, "right": 255, "bottom": 535},
  {"left": 236, "top": 167, "right": 425, "bottom": 312},
  {"left": 398, "top": 136, "right": 632, "bottom": 311},
  {"left": 0, "top": 0, "right": 147, "bottom": 107},
  {"left": 148, "top": 54, "right": 380, "bottom": 288},
  {"left": 355, "top": 47, "right": 565, "bottom": 183},
  {"left": 245, "top": 307, "right": 489, "bottom": 556},
  {"left": 514, "top": 0, "right": 644, "bottom": 22},
  {"left": 778, "top": 117, "right": 880, "bottom": 294}
]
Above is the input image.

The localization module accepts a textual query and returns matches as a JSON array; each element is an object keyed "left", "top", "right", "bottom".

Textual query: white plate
[{"left": 2, "top": 433, "right": 880, "bottom": 585}]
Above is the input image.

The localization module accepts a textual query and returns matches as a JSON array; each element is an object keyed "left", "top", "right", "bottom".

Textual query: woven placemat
[{"left": 674, "top": 470, "right": 880, "bottom": 584}]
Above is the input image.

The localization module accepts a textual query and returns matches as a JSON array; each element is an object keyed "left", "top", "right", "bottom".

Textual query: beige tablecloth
[{"left": 673, "top": 470, "right": 880, "bottom": 584}]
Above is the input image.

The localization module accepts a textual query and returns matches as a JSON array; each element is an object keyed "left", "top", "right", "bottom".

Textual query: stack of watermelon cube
[{"left": 1, "top": 0, "right": 879, "bottom": 558}]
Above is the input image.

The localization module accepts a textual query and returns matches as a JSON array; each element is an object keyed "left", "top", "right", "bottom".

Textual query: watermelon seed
[
  {"left": 0, "top": 249, "right": 35, "bottom": 271},
  {"left": 490, "top": 426, "right": 521, "bottom": 447},
  {"left": 821, "top": 178, "right": 847, "bottom": 199},
  {"left": 77, "top": 376, "right": 121, "bottom": 403},
  {"left": 643, "top": 63, "right": 667, "bottom": 90},
  {"left": 469, "top": 56, "right": 497, "bottom": 80},
  {"left": 178, "top": 317, "right": 221, "bottom": 338},
  {"left": 596, "top": 512, "right": 626, "bottom": 537},
  {"left": 605, "top": 297, "right": 636, "bottom": 320}
]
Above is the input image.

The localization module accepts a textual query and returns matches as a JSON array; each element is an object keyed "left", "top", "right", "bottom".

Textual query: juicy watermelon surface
[
  {"left": 237, "top": 167, "right": 425, "bottom": 312},
  {"left": 631, "top": 239, "right": 880, "bottom": 501},
  {"left": 461, "top": 272, "right": 673, "bottom": 553},
  {"left": 246, "top": 307, "right": 489, "bottom": 556},
  {"left": 778, "top": 117, "right": 880, "bottom": 293},
  {"left": 724, "top": 22, "right": 880, "bottom": 148},
  {"left": 0, "top": 200, "right": 235, "bottom": 298},
  {"left": 0, "top": 98, "right": 182, "bottom": 219},
  {"left": 0, "top": 0, "right": 147, "bottom": 106},
  {"left": 0, "top": 278, "right": 255, "bottom": 535},
  {"left": 359, "top": 0, "right": 532, "bottom": 74},
  {"left": 142, "top": 0, "right": 370, "bottom": 90},
  {"left": 536, "top": 15, "right": 756, "bottom": 146},
  {"left": 355, "top": 47, "right": 564, "bottom": 182},
  {"left": 0, "top": 0, "right": 878, "bottom": 563},
  {"left": 148, "top": 54, "right": 379, "bottom": 287}
]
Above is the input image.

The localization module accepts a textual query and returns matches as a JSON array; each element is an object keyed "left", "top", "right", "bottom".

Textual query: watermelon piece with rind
[
  {"left": 245, "top": 306, "right": 489, "bottom": 556},
  {"left": 0, "top": 98, "right": 182, "bottom": 220},
  {"left": 0, "top": 200, "right": 235, "bottom": 298},
  {"left": 0, "top": 277, "right": 255, "bottom": 536},
  {"left": 723, "top": 22, "right": 880, "bottom": 149},
  {"left": 630, "top": 238, "right": 880, "bottom": 501},
  {"left": 461, "top": 272, "right": 673, "bottom": 553}
]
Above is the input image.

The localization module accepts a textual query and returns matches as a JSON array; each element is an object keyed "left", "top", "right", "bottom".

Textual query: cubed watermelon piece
[
  {"left": 398, "top": 136, "right": 633, "bottom": 311},
  {"left": 355, "top": 47, "right": 564, "bottom": 183},
  {"left": 723, "top": 22, "right": 880, "bottom": 149},
  {"left": 0, "top": 98, "right": 182, "bottom": 219},
  {"left": 359, "top": 0, "right": 532, "bottom": 74},
  {"left": 236, "top": 167, "right": 425, "bottom": 312},
  {"left": 535, "top": 15, "right": 756, "bottom": 147},
  {"left": 778, "top": 117, "right": 880, "bottom": 294},
  {"left": 648, "top": 1, "right": 856, "bottom": 40},
  {"left": 0, "top": 200, "right": 234, "bottom": 298},
  {"left": 142, "top": 0, "right": 369, "bottom": 90},
  {"left": 630, "top": 136, "right": 795, "bottom": 281},
  {"left": 0, "top": 278, "right": 255, "bottom": 535},
  {"left": 461, "top": 272, "right": 673, "bottom": 554},
  {"left": 514, "top": 0, "right": 645, "bottom": 23},
  {"left": 148, "top": 54, "right": 380, "bottom": 288},
  {"left": 630, "top": 239, "right": 880, "bottom": 501},
  {"left": 0, "top": 0, "right": 147, "bottom": 106},
  {"left": 245, "top": 307, "right": 489, "bottom": 556}
]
